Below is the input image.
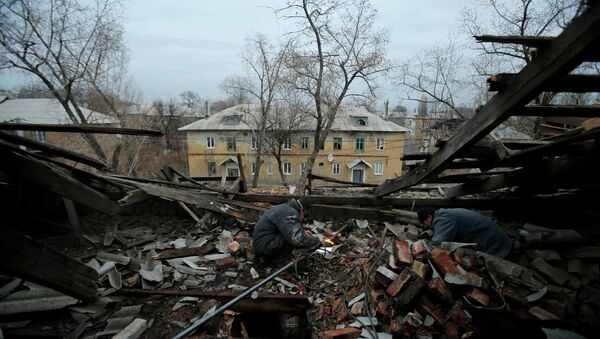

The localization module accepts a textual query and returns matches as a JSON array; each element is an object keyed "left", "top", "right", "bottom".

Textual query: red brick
[
  {"left": 387, "top": 268, "right": 411, "bottom": 297},
  {"left": 394, "top": 239, "right": 413, "bottom": 265},
  {"left": 397, "top": 275, "right": 426, "bottom": 305},
  {"left": 323, "top": 327, "right": 361, "bottom": 339},
  {"left": 430, "top": 248, "right": 459, "bottom": 275},
  {"left": 234, "top": 231, "right": 250, "bottom": 241},
  {"left": 418, "top": 296, "right": 446, "bottom": 325},
  {"left": 500, "top": 284, "right": 527, "bottom": 305},
  {"left": 215, "top": 256, "right": 237, "bottom": 269},
  {"left": 410, "top": 260, "right": 429, "bottom": 279},
  {"left": 428, "top": 277, "right": 453, "bottom": 304},
  {"left": 411, "top": 239, "right": 428, "bottom": 258},
  {"left": 466, "top": 288, "right": 490, "bottom": 306},
  {"left": 375, "top": 266, "right": 398, "bottom": 287},
  {"left": 376, "top": 301, "right": 389, "bottom": 317}
]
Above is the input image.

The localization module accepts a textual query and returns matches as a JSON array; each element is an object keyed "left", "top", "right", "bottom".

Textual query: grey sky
[{"left": 2, "top": 0, "right": 471, "bottom": 108}]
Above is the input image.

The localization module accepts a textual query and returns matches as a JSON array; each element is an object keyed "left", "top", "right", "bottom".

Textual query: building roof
[
  {"left": 0, "top": 98, "right": 119, "bottom": 125},
  {"left": 179, "top": 104, "right": 409, "bottom": 133}
]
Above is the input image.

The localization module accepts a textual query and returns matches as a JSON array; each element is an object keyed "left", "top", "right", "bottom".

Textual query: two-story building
[{"left": 180, "top": 104, "right": 409, "bottom": 186}]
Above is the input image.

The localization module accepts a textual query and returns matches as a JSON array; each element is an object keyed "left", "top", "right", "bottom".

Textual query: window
[
  {"left": 376, "top": 137, "right": 385, "bottom": 151},
  {"left": 375, "top": 162, "right": 384, "bottom": 175},
  {"left": 300, "top": 162, "right": 306, "bottom": 175},
  {"left": 283, "top": 162, "right": 292, "bottom": 175},
  {"left": 206, "top": 136, "right": 215, "bottom": 149},
  {"left": 251, "top": 162, "right": 257, "bottom": 175},
  {"left": 227, "top": 166, "right": 239, "bottom": 177},
  {"left": 251, "top": 137, "right": 257, "bottom": 150},
  {"left": 355, "top": 138, "right": 365, "bottom": 151},
  {"left": 222, "top": 115, "right": 241, "bottom": 125},
  {"left": 332, "top": 163, "right": 340, "bottom": 175},
  {"left": 267, "top": 163, "right": 273, "bottom": 175},
  {"left": 283, "top": 137, "right": 292, "bottom": 150},
  {"left": 301, "top": 137, "right": 309, "bottom": 150},
  {"left": 318, "top": 162, "right": 324, "bottom": 175},
  {"left": 333, "top": 137, "right": 342, "bottom": 150},
  {"left": 227, "top": 136, "right": 236, "bottom": 151},
  {"left": 351, "top": 116, "right": 368, "bottom": 127},
  {"left": 207, "top": 162, "right": 216, "bottom": 176},
  {"left": 32, "top": 131, "right": 46, "bottom": 142},
  {"left": 319, "top": 139, "right": 325, "bottom": 150}
]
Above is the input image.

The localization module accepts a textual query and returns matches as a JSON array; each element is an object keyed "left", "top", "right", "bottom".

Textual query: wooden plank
[
  {"left": 311, "top": 204, "right": 398, "bottom": 221},
  {"left": 488, "top": 73, "right": 600, "bottom": 92},
  {"left": 0, "top": 131, "right": 107, "bottom": 170},
  {"left": 0, "top": 150, "right": 120, "bottom": 215},
  {"left": 518, "top": 105, "right": 600, "bottom": 117},
  {"left": 0, "top": 123, "right": 163, "bottom": 136},
  {"left": 152, "top": 243, "right": 215, "bottom": 260},
  {"left": 309, "top": 174, "right": 378, "bottom": 187},
  {"left": 444, "top": 147, "right": 600, "bottom": 197},
  {"left": 374, "top": 3, "right": 600, "bottom": 197},
  {"left": 474, "top": 35, "right": 554, "bottom": 48},
  {"left": 63, "top": 198, "right": 84, "bottom": 245},
  {"left": 190, "top": 175, "right": 238, "bottom": 182},
  {"left": 0, "top": 225, "right": 98, "bottom": 300}
]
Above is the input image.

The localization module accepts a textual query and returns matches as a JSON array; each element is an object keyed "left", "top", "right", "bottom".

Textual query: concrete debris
[
  {"left": 250, "top": 267, "right": 259, "bottom": 279},
  {"left": 172, "top": 297, "right": 199, "bottom": 311},
  {"left": 0, "top": 285, "right": 79, "bottom": 315},
  {"left": 216, "top": 230, "right": 233, "bottom": 253},
  {"left": 356, "top": 219, "right": 369, "bottom": 229}
]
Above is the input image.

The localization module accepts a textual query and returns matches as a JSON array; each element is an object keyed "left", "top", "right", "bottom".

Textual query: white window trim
[
  {"left": 333, "top": 137, "right": 342, "bottom": 150},
  {"left": 283, "top": 162, "right": 292, "bottom": 175},
  {"left": 332, "top": 163, "right": 340, "bottom": 175},
  {"left": 267, "top": 163, "right": 273, "bottom": 175},
  {"left": 374, "top": 162, "right": 384, "bottom": 176},
  {"left": 301, "top": 137, "right": 309, "bottom": 150},
  {"left": 206, "top": 136, "right": 215, "bottom": 149},
  {"left": 283, "top": 137, "right": 292, "bottom": 150},
  {"left": 251, "top": 137, "right": 257, "bottom": 150},
  {"left": 376, "top": 137, "right": 385, "bottom": 151}
]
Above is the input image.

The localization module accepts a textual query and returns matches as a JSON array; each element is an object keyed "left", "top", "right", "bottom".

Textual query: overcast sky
[{"left": 1, "top": 0, "right": 472, "bottom": 109}]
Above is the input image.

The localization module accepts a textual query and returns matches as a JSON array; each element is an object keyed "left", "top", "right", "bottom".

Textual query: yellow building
[{"left": 179, "top": 104, "right": 409, "bottom": 186}]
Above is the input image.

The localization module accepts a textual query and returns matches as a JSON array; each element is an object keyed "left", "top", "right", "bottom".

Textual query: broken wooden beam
[
  {"left": 0, "top": 123, "right": 163, "bottom": 136},
  {"left": 373, "top": 3, "right": 600, "bottom": 196},
  {"left": 517, "top": 105, "right": 600, "bottom": 118},
  {"left": 0, "top": 131, "right": 107, "bottom": 170},
  {"left": 488, "top": 73, "right": 600, "bottom": 93},
  {"left": 0, "top": 225, "right": 98, "bottom": 300},
  {"left": 474, "top": 35, "right": 554, "bottom": 48},
  {"left": 309, "top": 174, "right": 378, "bottom": 187},
  {"left": 236, "top": 153, "right": 248, "bottom": 193},
  {"left": 152, "top": 244, "right": 216, "bottom": 260}
]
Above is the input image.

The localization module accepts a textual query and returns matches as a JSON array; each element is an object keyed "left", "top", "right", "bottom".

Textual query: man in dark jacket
[
  {"left": 417, "top": 207, "right": 513, "bottom": 258},
  {"left": 252, "top": 197, "right": 320, "bottom": 267}
]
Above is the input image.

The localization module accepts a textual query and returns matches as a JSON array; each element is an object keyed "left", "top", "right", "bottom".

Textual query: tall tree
[
  {"left": 152, "top": 98, "right": 183, "bottom": 150},
  {"left": 0, "top": 0, "right": 127, "bottom": 161},
  {"left": 222, "top": 34, "right": 290, "bottom": 187},
  {"left": 280, "top": 0, "right": 391, "bottom": 192}
]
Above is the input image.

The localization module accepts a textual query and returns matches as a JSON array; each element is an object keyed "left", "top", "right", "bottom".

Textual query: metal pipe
[{"left": 172, "top": 260, "right": 296, "bottom": 339}]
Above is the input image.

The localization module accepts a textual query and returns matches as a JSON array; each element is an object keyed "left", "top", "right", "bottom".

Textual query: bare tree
[
  {"left": 152, "top": 98, "right": 183, "bottom": 150},
  {"left": 179, "top": 90, "right": 202, "bottom": 108},
  {"left": 0, "top": 0, "right": 127, "bottom": 161},
  {"left": 222, "top": 34, "right": 290, "bottom": 187},
  {"left": 279, "top": 0, "right": 391, "bottom": 192}
]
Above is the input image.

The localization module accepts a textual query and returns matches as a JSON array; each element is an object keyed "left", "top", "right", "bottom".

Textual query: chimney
[
  {"left": 204, "top": 100, "right": 209, "bottom": 117},
  {"left": 384, "top": 100, "right": 389, "bottom": 120}
]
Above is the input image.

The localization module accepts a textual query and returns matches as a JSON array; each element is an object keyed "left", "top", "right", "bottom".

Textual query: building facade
[{"left": 180, "top": 105, "right": 409, "bottom": 186}]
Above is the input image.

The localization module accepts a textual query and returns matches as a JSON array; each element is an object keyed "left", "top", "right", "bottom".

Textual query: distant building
[
  {"left": 0, "top": 98, "right": 119, "bottom": 157},
  {"left": 180, "top": 104, "right": 410, "bottom": 185}
]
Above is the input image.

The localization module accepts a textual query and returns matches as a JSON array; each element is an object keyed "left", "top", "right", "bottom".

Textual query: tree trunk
[
  {"left": 251, "top": 133, "right": 265, "bottom": 188},
  {"left": 274, "top": 150, "right": 287, "bottom": 187}
]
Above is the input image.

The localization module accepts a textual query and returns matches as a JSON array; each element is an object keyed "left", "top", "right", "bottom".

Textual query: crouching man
[
  {"left": 252, "top": 197, "right": 320, "bottom": 267},
  {"left": 418, "top": 207, "right": 513, "bottom": 258}
]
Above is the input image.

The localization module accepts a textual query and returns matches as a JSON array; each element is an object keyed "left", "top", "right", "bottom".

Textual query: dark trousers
[{"left": 259, "top": 234, "right": 294, "bottom": 266}]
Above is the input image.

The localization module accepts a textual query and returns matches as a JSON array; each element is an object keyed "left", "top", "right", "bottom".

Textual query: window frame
[
  {"left": 355, "top": 137, "right": 365, "bottom": 151},
  {"left": 300, "top": 137, "right": 309, "bottom": 150},
  {"left": 226, "top": 136, "right": 237, "bottom": 151},
  {"left": 283, "top": 137, "right": 292, "bottom": 150},
  {"left": 267, "top": 163, "right": 273, "bottom": 175},
  {"left": 332, "top": 163, "right": 340, "bottom": 175},
  {"left": 283, "top": 162, "right": 292, "bottom": 175},
  {"left": 207, "top": 162, "right": 217, "bottom": 176},
  {"left": 374, "top": 162, "right": 384, "bottom": 176},
  {"left": 376, "top": 137, "right": 385, "bottom": 151},
  {"left": 251, "top": 136, "right": 257, "bottom": 150},
  {"left": 206, "top": 136, "right": 215, "bottom": 149},
  {"left": 32, "top": 131, "right": 46, "bottom": 142},
  {"left": 333, "top": 137, "right": 342, "bottom": 150}
]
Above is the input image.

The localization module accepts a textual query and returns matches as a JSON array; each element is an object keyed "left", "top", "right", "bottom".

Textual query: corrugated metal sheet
[
  {"left": 179, "top": 104, "right": 409, "bottom": 133},
  {"left": 0, "top": 98, "right": 119, "bottom": 125}
]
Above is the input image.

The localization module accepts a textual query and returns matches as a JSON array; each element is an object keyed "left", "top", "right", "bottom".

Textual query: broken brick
[
  {"left": 396, "top": 274, "right": 426, "bottom": 305},
  {"left": 410, "top": 260, "right": 429, "bottom": 279},
  {"left": 530, "top": 258, "right": 569, "bottom": 285},
  {"left": 430, "top": 248, "right": 460, "bottom": 275},
  {"left": 418, "top": 296, "right": 446, "bottom": 325},
  {"left": 215, "top": 256, "right": 237, "bottom": 269},
  {"left": 500, "top": 284, "right": 527, "bottom": 305},
  {"left": 411, "top": 239, "right": 428, "bottom": 258},
  {"left": 466, "top": 288, "right": 490, "bottom": 306},
  {"left": 460, "top": 254, "right": 485, "bottom": 269},
  {"left": 323, "top": 327, "right": 361, "bottom": 339},
  {"left": 529, "top": 306, "right": 560, "bottom": 321},
  {"left": 376, "top": 301, "right": 389, "bottom": 317},
  {"left": 234, "top": 231, "right": 250, "bottom": 241},
  {"left": 444, "top": 271, "right": 485, "bottom": 287},
  {"left": 428, "top": 277, "right": 453, "bottom": 304},
  {"left": 394, "top": 239, "right": 413, "bottom": 265},
  {"left": 376, "top": 266, "right": 399, "bottom": 287},
  {"left": 387, "top": 268, "right": 411, "bottom": 297},
  {"left": 227, "top": 241, "right": 240, "bottom": 253}
]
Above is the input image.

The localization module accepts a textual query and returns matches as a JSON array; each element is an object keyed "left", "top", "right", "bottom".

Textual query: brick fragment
[
  {"left": 396, "top": 274, "right": 426, "bottom": 305},
  {"left": 428, "top": 277, "right": 453, "bottom": 304},
  {"left": 387, "top": 268, "right": 411, "bottom": 297},
  {"left": 466, "top": 288, "right": 490, "bottom": 306},
  {"left": 418, "top": 296, "right": 446, "bottom": 325},
  {"left": 410, "top": 260, "right": 429, "bottom": 279},
  {"left": 215, "top": 256, "right": 238, "bottom": 269},
  {"left": 227, "top": 241, "right": 240, "bottom": 253},
  {"left": 323, "top": 327, "right": 361, "bottom": 339},
  {"left": 376, "top": 301, "right": 389, "bottom": 317},
  {"left": 394, "top": 239, "right": 413, "bottom": 265},
  {"left": 411, "top": 239, "right": 428, "bottom": 258},
  {"left": 375, "top": 266, "right": 399, "bottom": 287},
  {"left": 234, "top": 231, "right": 250, "bottom": 241},
  {"left": 500, "top": 285, "right": 527, "bottom": 305},
  {"left": 430, "top": 248, "right": 460, "bottom": 275},
  {"left": 530, "top": 258, "right": 569, "bottom": 285}
]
